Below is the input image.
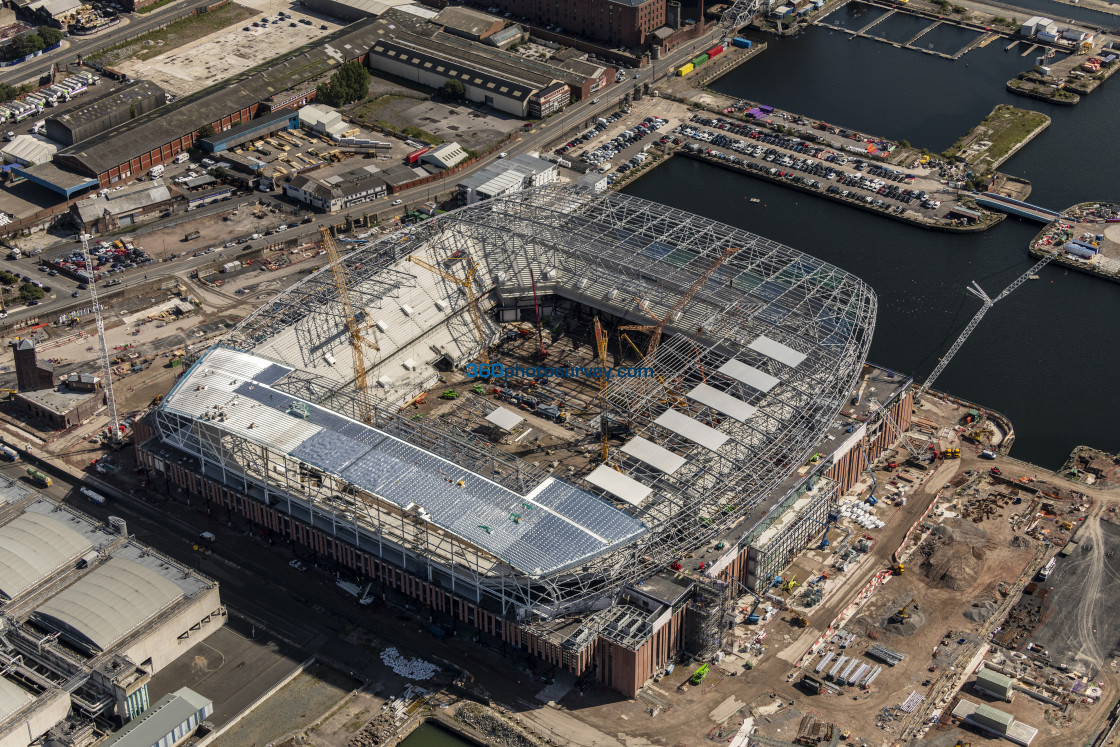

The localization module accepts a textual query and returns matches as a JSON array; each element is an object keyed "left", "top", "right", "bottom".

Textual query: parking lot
[
  {"left": 673, "top": 115, "right": 950, "bottom": 219},
  {"left": 554, "top": 107, "right": 674, "bottom": 186}
]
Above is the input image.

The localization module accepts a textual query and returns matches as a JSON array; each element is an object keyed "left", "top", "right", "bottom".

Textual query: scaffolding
[{"left": 154, "top": 185, "right": 876, "bottom": 619}]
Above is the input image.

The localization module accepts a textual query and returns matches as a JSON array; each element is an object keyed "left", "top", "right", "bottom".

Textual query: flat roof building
[
  {"left": 199, "top": 109, "right": 300, "bottom": 153},
  {"left": 0, "top": 488, "right": 223, "bottom": 745},
  {"left": 101, "top": 687, "right": 213, "bottom": 747},
  {"left": 457, "top": 153, "right": 558, "bottom": 203},
  {"left": 486, "top": 0, "right": 667, "bottom": 48}
]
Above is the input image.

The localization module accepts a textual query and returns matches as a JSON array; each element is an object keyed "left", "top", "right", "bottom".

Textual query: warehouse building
[
  {"left": 0, "top": 134, "right": 57, "bottom": 167},
  {"left": 367, "top": 35, "right": 545, "bottom": 116},
  {"left": 433, "top": 6, "right": 504, "bottom": 41},
  {"left": 44, "top": 80, "right": 166, "bottom": 147},
  {"left": 101, "top": 688, "right": 213, "bottom": 747},
  {"left": 484, "top": 0, "right": 666, "bottom": 48},
  {"left": 952, "top": 699, "right": 1037, "bottom": 745},
  {"left": 26, "top": 20, "right": 384, "bottom": 195},
  {"left": 0, "top": 487, "right": 224, "bottom": 746},
  {"left": 456, "top": 153, "right": 557, "bottom": 203},
  {"left": 70, "top": 178, "right": 173, "bottom": 233},
  {"left": 973, "top": 667, "right": 1015, "bottom": 701},
  {"left": 420, "top": 141, "right": 467, "bottom": 169},
  {"left": 198, "top": 109, "right": 300, "bottom": 153}
]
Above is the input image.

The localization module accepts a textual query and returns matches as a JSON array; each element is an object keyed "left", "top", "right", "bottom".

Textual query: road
[
  {"left": 0, "top": 0, "right": 222, "bottom": 87},
  {"left": 0, "top": 22, "right": 727, "bottom": 326}
]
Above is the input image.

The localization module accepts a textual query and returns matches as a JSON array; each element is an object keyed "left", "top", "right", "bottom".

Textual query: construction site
[{"left": 3, "top": 175, "right": 1120, "bottom": 745}]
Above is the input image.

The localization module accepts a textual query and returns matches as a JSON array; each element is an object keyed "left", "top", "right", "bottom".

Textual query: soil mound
[
  {"left": 925, "top": 544, "right": 985, "bottom": 591},
  {"left": 964, "top": 600, "right": 999, "bottom": 623}
]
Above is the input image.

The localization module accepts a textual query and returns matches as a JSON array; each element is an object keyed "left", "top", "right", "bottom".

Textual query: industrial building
[
  {"left": 421, "top": 142, "right": 468, "bottom": 169},
  {"left": 44, "top": 81, "right": 166, "bottom": 148},
  {"left": 529, "top": 82, "right": 571, "bottom": 118},
  {"left": 974, "top": 667, "right": 1015, "bottom": 701},
  {"left": 135, "top": 184, "right": 909, "bottom": 696},
  {"left": 100, "top": 688, "right": 212, "bottom": 747},
  {"left": 24, "top": 20, "right": 384, "bottom": 196},
  {"left": 0, "top": 135, "right": 57, "bottom": 167},
  {"left": 366, "top": 9, "right": 613, "bottom": 114},
  {"left": 433, "top": 6, "right": 504, "bottom": 40},
  {"left": 9, "top": 339, "right": 106, "bottom": 430},
  {"left": 952, "top": 698, "right": 1038, "bottom": 745},
  {"left": 0, "top": 483, "right": 224, "bottom": 746},
  {"left": 198, "top": 109, "right": 300, "bottom": 153},
  {"left": 301, "top": 0, "right": 418, "bottom": 22},
  {"left": 456, "top": 153, "right": 557, "bottom": 203},
  {"left": 70, "top": 179, "right": 172, "bottom": 233},
  {"left": 283, "top": 166, "right": 389, "bottom": 212},
  {"left": 482, "top": 0, "right": 666, "bottom": 47}
]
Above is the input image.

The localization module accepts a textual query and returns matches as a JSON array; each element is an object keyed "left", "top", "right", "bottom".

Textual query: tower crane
[
  {"left": 320, "top": 226, "right": 379, "bottom": 424},
  {"left": 593, "top": 317, "right": 610, "bottom": 462},
  {"left": 914, "top": 252, "right": 1055, "bottom": 404},
  {"left": 408, "top": 255, "right": 489, "bottom": 364},
  {"left": 620, "top": 246, "right": 739, "bottom": 358},
  {"left": 869, "top": 397, "right": 921, "bottom": 460},
  {"left": 81, "top": 234, "right": 120, "bottom": 443}
]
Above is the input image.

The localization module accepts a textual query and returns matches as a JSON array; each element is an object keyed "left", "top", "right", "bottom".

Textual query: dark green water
[{"left": 623, "top": 27, "right": 1120, "bottom": 468}]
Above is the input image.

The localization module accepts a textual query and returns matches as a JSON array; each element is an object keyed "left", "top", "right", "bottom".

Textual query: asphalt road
[
  {"left": 0, "top": 0, "right": 221, "bottom": 88},
  {"left": 0, "top": 22, "right": 726, "bottom": 327}
]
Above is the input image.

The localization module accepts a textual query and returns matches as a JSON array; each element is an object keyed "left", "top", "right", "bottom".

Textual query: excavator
[
  {"left": 890, "top": 597, "right": 917, "bottom": 624},
  {"left": 891, "top": 562, "right": 905, "bottom": 575}
]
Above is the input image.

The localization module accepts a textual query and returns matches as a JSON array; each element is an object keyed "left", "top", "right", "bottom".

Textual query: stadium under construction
[{"left": 135, "top": 185, "right": 912, "bottom": 696}]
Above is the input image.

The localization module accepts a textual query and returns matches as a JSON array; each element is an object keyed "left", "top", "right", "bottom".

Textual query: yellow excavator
[
  {"left": 891, "top": 597, "right": 917, "bottom": 624},
  {"left": 891, "top": 562, "right": 905, "bottom": 575}
]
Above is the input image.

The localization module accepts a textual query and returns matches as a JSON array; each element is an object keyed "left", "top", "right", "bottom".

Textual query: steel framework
[{"left": 153, "top": 185, "right": 876, "bottom": 618}]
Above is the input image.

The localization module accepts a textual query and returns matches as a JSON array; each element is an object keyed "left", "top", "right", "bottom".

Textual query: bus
[{"left": 690, "top": 663, "right": 710, "bottom": 685}]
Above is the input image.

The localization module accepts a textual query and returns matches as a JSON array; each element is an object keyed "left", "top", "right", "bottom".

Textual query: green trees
[
  {"left": 316, "top": 61, "right": 370, "bottom": 107},
  {"left": 440, "top": 79, "right": 465, "bottom": 101},
  {"left": 19, "top": 283, "right": 44, "bottom": 301}
]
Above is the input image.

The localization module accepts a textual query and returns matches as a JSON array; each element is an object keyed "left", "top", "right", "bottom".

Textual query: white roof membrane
[
  {"left": 620, "top": 437, "right": 686, "bottom": 474},
  {"left": 586, "top": 465, "right": 653, "bottom": 506},
  {"left": 716, "top": 358, "right": 780, "bottom": 392},
  {"left": 653, "top": 409, "right": 730, "bottom": 452},
  {"left": 749, "top": 335, "right": 806, "bottom": 368},
  {"left": 686, "top": 383, "right": 757, "bottom": 422}
]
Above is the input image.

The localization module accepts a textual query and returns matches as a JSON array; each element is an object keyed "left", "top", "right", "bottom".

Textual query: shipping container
[
  {"left": 677, "top": 62, "right": 694, "bottom": 76},
  {"left": 707, "top": 45, "right": 724, "bottom": 58},
  {"left": 406, "top": 147, "right": 430, "bottom": 165},
  {"left": 0, "top": 446, "right": 17, "bottom": 461},
  {"left": 759, "top": 105, "right": 774, "bottom": 113},
  {"left": 692, "top": 53, "right": 709, "bottom": 67},
  {"left": 732, "top": 37, "right": 752, "bottom": 48}
]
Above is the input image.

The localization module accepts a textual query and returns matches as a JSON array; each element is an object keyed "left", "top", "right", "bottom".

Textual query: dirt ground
[
  {"left": 351, "top": 94, "right": 523, "bottom": 151},
  {"left": 113, "top": 4, "right": 343, "bottom": 97}
]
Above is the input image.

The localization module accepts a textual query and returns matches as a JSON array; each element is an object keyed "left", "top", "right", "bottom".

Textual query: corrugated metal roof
[
  {"left": 101, "top": 687, "right": 212, "bottom": 747},
  {"left": 0, "top": 512, "right": 93, "bottom": 600},
  {"left": 34, "top": 557, "right": 185, "bottom": 653}
]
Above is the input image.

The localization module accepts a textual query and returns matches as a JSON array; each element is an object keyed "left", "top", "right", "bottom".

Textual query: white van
[
  {"left": 173, "top": 152, "right": 189, "bottom": 164},
  {"left": 149, "top": 164, "right": 164, "bottom": 178}
]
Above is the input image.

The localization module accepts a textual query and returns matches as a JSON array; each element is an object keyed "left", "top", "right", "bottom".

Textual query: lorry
[
  {"left": 80, "top": 486, "right": 107, "bottom": 505},
  {"left": 0, "top": 445, "right": 18, "bottom": 461},
  {"left": 183, "top": 230, "right": 200, "bottom": 241},
  {"left": 26, "top": 467, "right": 51, "bottom": 487}
]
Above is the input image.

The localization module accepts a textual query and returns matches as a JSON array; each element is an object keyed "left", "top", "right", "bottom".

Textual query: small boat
[
  {"left": 1028, "top": 274, "right": 1040, "bottom": 280},
  {"left": 749, "top": 197, "right": 761, "bottom": 203}
]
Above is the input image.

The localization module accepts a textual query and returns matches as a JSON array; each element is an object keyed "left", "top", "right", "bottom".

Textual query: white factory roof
[
  {"left": 485, "top": 406, "right": 524, "bottom": 431},
  {"left": 1, "top": 134, "right": 58, "bottom": 167},
  {"left": 34, "top": 556, "right": 185, "bottom": 653},
  {"left": 0, "top": 678, "right": 32, "bottom": 722},
  {"left": 0, "top": 512, "right": 93, "bottom": 600}
]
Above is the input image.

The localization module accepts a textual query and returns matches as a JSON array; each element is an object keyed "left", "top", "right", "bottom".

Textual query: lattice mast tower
[{"left": 80, "top": 234, "right": 120, "bottom": 442}]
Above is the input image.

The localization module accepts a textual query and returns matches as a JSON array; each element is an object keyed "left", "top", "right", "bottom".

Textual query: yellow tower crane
[
  {"left": 320, "top": 226, "right": 379, "bottom": 424},
  {"left": 620, "top": 246, "right": 739, "bottom": 358},
  {"left": 593, "top": 317, "right": 610, "bottom": 463},
  {"left": 408, "top": 255, "right": 489, "bottom": 364}
]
